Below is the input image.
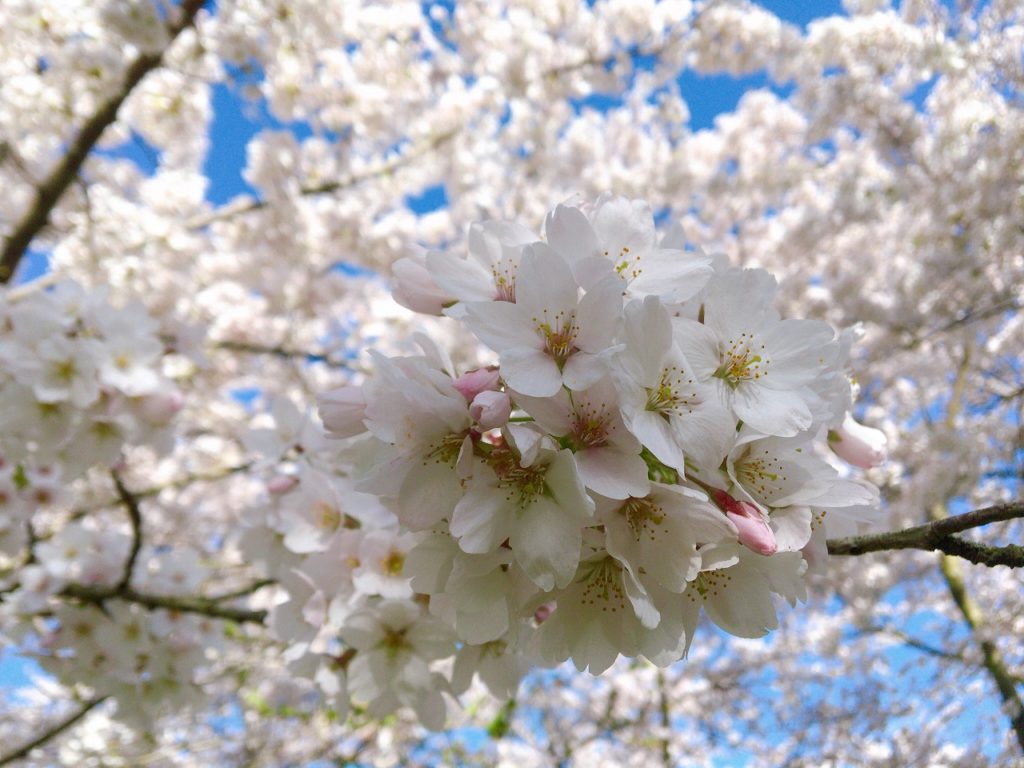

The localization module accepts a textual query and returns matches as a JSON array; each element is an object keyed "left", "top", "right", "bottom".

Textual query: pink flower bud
[
  {"left": 712, "top": 489, "right": 777, "bottom": 556},
  {"left": 534, "top": 602, "right": 554, "bottom": 625},
  {"left": 138, "top": 386, "right": 185, "bottom": 425},
  {"left": 267, "top": 474, "right": 299, "bottom": 495},
  {"left": 830, "top": 415, "right": 887, "bottom": 469},
  {"left": 317, "top": 385, "right": 367, "bottom": 437},
  {"left": 453, "top": 366, "right": 500, "bottom": 401},
  {"left": 391, "top": 252, "right": 451, "bottom": 315},
  {"left": 470, "top": 390, "right": 511, "bottom": 429}
]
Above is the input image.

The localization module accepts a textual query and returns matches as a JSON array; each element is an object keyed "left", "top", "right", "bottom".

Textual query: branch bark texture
[
  {"left": 59, "top": 582, "right": 268, "bottom": 625},
  {"left": 0, "top": 0, "right": 206, "bottom": 283},
  {"left": 827, "top": 501, "right": 1024, "bottom": 568}
]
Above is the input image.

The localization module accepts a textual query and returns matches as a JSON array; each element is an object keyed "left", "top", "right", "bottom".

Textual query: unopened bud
[
  {"left": 534, "top": 602, "right": 554, "bottom": 625},
  {"left": 453, "top": 366, "right": 500, "bottom": 401},
  {"left": 829, "top": 415, "right": 887, "bottom": 469},
  {"left": 712, "top": 489, "right": 778, "bottom": 556},
  {"left": 470, "top": 390, "right": 511, "bottom": 429},
  {"left": 267, "top": 475, "right": 299, "bottom": 495}
]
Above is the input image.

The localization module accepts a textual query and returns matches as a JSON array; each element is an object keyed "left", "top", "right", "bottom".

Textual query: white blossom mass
[{"left": 0, "top": 1, "right": 1022, "bottom": 766}]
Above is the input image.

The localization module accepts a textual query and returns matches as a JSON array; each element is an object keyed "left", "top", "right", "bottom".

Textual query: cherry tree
[{"left": 0, "top": 0, "right": 1022, "bottom": 765}]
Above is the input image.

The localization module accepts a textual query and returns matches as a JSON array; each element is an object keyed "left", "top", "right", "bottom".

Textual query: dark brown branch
[
  {"left": 111, "top": 470, "right": 143, "bottom": 591},
  {"left": 212, "top": 340, "right": 359, "bottom": 371},
  {"left": 209, "top": 578, "right": 276, "bottom": 603},
  {"left": 0, "top": 0, "right": 207, "bottom": 283},
  {"left": 0, "top": 696, "right": 108, "bottom": 766},
  {"left": 60, "top": 583, "right": 268, "bottom": 625},
  {"left": 827, "top": 501, "right": 1024, "bottom": 568}
]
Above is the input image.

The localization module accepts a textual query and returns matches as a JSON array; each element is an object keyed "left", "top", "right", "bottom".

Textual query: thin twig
[
  {"left": 70, "top": 462, "right": 254, "bottom": 520},
  {"left": 212, "top": 340, "right": 360, "bottom": 371},
  {"left": 0, "top": 696, "right": 108, "bottom": 766},
  {"left": 861, "top": 624, "right": 965, "bottom": 661},
  {"left": 111, "top": 470, "right": 143, "bottom": 591},
  {"left": 186, "top": 128, "right": 459, "bottom": 230}
]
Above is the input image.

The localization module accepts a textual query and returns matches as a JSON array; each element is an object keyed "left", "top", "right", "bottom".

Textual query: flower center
[
  {"left": 608, "top": 245, "right": 642, "bottom": 282},
  {"left": 691, "top": 570, "right": 730, "bottom": 600},
  {"left": 491, "top": 449, "right": 548, "bottom": 509},
  {"left": 53, "top": 359, "right": 77, "bottom": 382},
  {"left": 714, "top": 333, "right": 769, "bottom": 388},
  {"left": 381, "top": 626, "right": 411, "bottom": 658},
  {"left": 492, "top": 262, "right": 517, "bottom": 302},
  {"left": 573, "top": 411, "right": 609, "bottom": 447},
  {"left": 619, "top": 497, "right": 667, "bottom": 541},
  {"left": 579, "top": 557, "right": 627, "bottom": 613},
  {"left": 314, "top": 502, "right": 341, "bottom": 531},
  {"left": 645, "top": 365, "right": 698, "bottom": 417},
  {"left": 381, "top": 549, "right": 406, "bottom": 577},
  {"left": 737, "top": 450, "right": 787, "bottom": 499},
  {"left": 422, "top": 432, "right": 466, "bottom": 467},
  {"left": 535, "top": 311, "right": 578, "bottom": 367}
]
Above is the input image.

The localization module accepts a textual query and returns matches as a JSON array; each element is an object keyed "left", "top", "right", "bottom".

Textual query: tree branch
[
  {"left": 0, "top": 0, "right": 207, "bottom": 283},
  {"left": 860, "top": 624, "right": 965, "bottom": 661},
  {"left": 0, "top": 696, "right": 108, "bottom": 767},
  {"left": 928, "top": 346, "right": 1024, "bottom": 753},
  {"left": 186, "top": 128, "right": 459, "bottom": 229},
  {"left": 656, "top": 669, "right": 672, "bottom": 768},
  {"left": 70, "top": 461, "right": 253, "bottom": 520},
  {"left": 59, "top": 583, "right": 268, "bottom": 625},
  {"left": 212, "top": 340, "right": 360, "bottom": 372},
  {"left": 937, "top": 539, "right": 1024, "bottom": 751},
  {"left": 827, "top": 501, "right": 1024, "bottom": 567},
  {"left": 111, "top": 469, "right": 143, "bottom": 592}
]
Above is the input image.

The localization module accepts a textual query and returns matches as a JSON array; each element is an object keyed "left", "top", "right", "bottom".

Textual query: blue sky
[
  {"left": 14, "top": 0, "right": 849, "bottom": 287},
  {"left": 197, "top": 0, "right": 847, "bottom": 213}
]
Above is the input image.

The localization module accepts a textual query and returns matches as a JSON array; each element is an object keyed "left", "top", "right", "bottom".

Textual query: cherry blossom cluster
[
  {"left": 0, "top": 280, "right": 184, "bottom": 571},
  {"left": 29, "top": 540, "right": 218, "bottom": 729},
  {"left": 0, "top": 280, "right": 184, "bottom": 475},
  {"left": 1, "top": 523, "right": 221, "bottom": 725},
  {"left": 269, "top": 195, "right": 887, "bottom": 725}
]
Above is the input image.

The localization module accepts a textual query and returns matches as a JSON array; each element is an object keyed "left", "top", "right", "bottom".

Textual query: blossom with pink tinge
[
  {"left": 712, "top": 489, "right": 777, "bottom": 556},
  {"left": 267, "top": 475, "right": 299, "bottom": 495},
  {"left": 453, "top": 367, "right": 500, "bottom": 401},
  {"left": 830, "top": 415, "right": 887, "bottom": 469},
  {"left": 138, "top": 385, "right": 185, "bottom": 425},
  {"left": 469, "top": 390, "right": 511, "bottom": 429}
]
